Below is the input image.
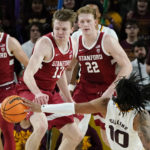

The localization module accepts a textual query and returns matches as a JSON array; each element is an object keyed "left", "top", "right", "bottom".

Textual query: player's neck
[
  {"left": 55, "top": 39, "right": 69, "bottom": 52},
  {"left": 83, "top": 30, "right": 98, "bottom": 47}
]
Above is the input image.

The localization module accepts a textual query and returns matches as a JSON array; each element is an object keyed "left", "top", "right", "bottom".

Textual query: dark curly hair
[{"left": 113, "top": 74, "right": 150, "bottom": 115}]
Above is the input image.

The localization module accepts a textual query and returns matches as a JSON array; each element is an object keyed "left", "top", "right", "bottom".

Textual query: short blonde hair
[
  {"left": 77, "top": 6, "right": 97, "bottom": 20},
  {"left": 52, "top": 9, "right": 77, "bottom": 27}
]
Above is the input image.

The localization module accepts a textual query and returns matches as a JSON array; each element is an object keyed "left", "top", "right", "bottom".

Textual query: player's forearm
[
  {"left": 23, "top": 71, "right": 41, "bottom": 95},
  {"left": 41, "top": 102, "right": 97, "bottom": 114},
  {"left": 117, "top": 61, "right": 132, "bottom": 79},
  {"left": 75, "top": 102, "right": 99, "bottom": 114},
  {"left": 57, "top": 72, "right": 73, "bottom": 102}
]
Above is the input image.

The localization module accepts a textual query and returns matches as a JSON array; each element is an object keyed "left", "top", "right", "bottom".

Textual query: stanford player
[
  {"left": 0, "top": 32, "right": 28, "bottom": 150},
  {"left": 66, "top": 6, "right": 132, "bottom": 146},
  {"left": 17, "top": 9, "right": 83, "bottom": 150}
]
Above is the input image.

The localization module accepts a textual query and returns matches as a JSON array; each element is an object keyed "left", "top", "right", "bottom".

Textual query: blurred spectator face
[
  {"left": 32, "top": 0, "right": 43, "bottom": 13},
  {"left": 30, "top": 25, "right": 41, "bottom": 42},
  {"left": 100, "top": 0, "right": 104, "bottom": 4},
  {"left": 125, "top": 24, "right": 139, "bottom": 37},
  {"left": 63, "top": 0, "right": 75, "bottom": 9},
  {"left": 133, "top": 46, "right": 146, "bottom": 60},
  {"left": 137, "top": 0, "right": 148, "bottom": 14}
]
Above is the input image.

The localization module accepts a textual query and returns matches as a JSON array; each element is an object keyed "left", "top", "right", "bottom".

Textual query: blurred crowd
[
  {"left": 0, "top": 0, "right": 150, "bottom": 150},
  {"left": 0, "top": 0, "right": 150, "bottom": 44}
]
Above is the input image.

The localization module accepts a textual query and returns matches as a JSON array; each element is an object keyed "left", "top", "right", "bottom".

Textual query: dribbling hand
[{"left": 22, "top": 98, "right": 42, "bottom": 112}]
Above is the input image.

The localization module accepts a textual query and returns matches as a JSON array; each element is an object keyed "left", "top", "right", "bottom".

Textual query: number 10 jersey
[{"left": 105, "top": 100, "right": 143, "bottom": 150}]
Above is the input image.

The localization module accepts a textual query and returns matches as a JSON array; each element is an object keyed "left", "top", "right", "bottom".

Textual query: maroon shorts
[
  {"left": 0, "top": 83, "right": 16, "bottom": 103},
  {"left": 16, "top": 82, "right": 81, "bottom": 129},
  {"left": 73, "top": 85, "right": 106, "bottom": 130}
]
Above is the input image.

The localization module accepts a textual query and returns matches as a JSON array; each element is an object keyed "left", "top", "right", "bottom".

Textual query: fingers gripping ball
[{"left": 0, "top": 95, "right": 28, "bottom": 123}]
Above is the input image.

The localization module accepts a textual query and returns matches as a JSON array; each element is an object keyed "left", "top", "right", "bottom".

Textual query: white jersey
[
  {"left": 105, "top": 100, "right": 143, "bottom": 150},
  {"left": 72, "top": 24, "right": 118, "bottom": 41}
]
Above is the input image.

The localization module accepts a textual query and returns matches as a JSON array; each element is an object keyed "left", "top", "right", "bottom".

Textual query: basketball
[{"left": 0, "top": 95, "right": 28, "bottom": 123}]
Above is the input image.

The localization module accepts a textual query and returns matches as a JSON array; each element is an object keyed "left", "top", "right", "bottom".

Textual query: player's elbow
[
  {"left": 124, "top": 60, "right": 132, "bottom": 77},
  {"left": 128, "top": 61, "right": 133, "bottom": 75}
]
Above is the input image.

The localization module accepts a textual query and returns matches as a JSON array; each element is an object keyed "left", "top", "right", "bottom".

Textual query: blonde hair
[
  {"left": 52, "top": 9, "right": 77, "bottom": 27},
  {"left": 77, "top": 6, "right": 97, "bottom": 19}
]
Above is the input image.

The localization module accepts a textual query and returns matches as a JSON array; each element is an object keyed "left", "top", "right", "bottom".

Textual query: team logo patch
[
  {"left": 96, "top": 49, "right": 100, "bottom": 53},
  {"left": 79, "top": 49, "right": 84, "bottom": 52},
  {"left": 96, "top": 45, "right": 100, "bottom": 48}
]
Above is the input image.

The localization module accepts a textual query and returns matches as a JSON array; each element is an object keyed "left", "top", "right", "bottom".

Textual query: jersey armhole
[
  {"left": 6, "top": 35, "right": 13, "bottom": 56},
  {"left": 42, "top": 36, "right": 55, "bottom": 63},
  {"left": 72, "top": 36, "right": 79, "bottom": 58},
  {"left": 101, "top": 33, "right": 111, "bottom": 56},
  {"left": 129, "top": 110, "right": 137, "bottom": 131}
]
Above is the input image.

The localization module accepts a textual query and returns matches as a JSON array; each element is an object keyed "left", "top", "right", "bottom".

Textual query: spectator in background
[
  {"left": 131, "top": 40, "right": 150, "bottom": 85},
  {"left": 22, "top": 22, "right": 42, "bottom": 58},
  {"left": 14, "top": 119, "right": 47, "bottom": 150},
  {"left": 0, "top": 0, "right": 16, "bottom": 36},
  {"left": 21, "top": 0, "right": 51, "bottom": 41},
  {"left": 63, "top": 0, "right": 76, "bottom": 10},
  {"left": 120, "top": 20, "right": 139, "bottom": 61},
  {"left": 103, "top": 0, "right": 122, "bottom": 36},
  {"left": 127, "top": 0, "right": 150, "bottom": 44}
]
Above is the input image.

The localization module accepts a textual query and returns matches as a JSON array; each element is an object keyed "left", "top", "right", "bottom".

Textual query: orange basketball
[{"left": 0, "top": 95, "right": 28, "bottom": 123}]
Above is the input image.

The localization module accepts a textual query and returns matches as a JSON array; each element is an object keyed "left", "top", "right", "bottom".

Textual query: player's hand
[
  {"left": 22, "top": 98, "right": 42, "bottom": 112},
  {"left": 34, "top": 93, "right": 49, "bottom": 105}
]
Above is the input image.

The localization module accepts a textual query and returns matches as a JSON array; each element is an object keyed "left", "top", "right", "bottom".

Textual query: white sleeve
[
  {"left": 41, "top": 103, "right": 75, "bottom": 114},
  {"left": 108, "top": 29, "right": 118, "bottom": 41}
]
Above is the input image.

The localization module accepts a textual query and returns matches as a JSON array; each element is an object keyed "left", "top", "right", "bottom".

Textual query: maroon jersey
[
  {"left": 76, "top": 31, "right": 116, "bottom": 93},
  {"left": 34, "top": 33, "right": 73, "bottom": 90},
  {"left": 0, "top": 33, "right": 14, "bottom": 85},
  {"left": 120, "top": 40, "right": 135, "bottom": 61},
  {"left": 132, "top": 12, "right": 150, "bottom": 42}
]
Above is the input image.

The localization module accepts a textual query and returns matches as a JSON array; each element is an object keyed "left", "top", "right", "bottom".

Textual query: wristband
[{"left": 41, "top": 103, "right": 75, "bottom": 114}]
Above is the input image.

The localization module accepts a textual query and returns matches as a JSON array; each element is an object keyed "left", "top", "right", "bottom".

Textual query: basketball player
[
  {"left": 23, "top": 75, "right": 150, "bottom": 150},
  {"left": 67, "top": 0, "right": 118, "bottom": 87},
  {"left": 0, "top": 32, "right": 28, "bottom": 150},
  {"left": 17, "top": 9, "right": 83, "bottom": 150},
  {"left": 66, "top": 6, "right": 132, "bottom": 146},
  {"left": 71, "top": 0, "right": 118, "bottom": 40}
]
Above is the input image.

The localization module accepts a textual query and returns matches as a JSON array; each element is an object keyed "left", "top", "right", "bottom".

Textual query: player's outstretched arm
[
  {"left": 136, "top": 111, "right": 150, "bottom": 150},
  {"left": 23, "top": 97, "right": 109, "bottom": 117},
  {"left": 75, "top": 97, "right": 109, "bottom": 117}
]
